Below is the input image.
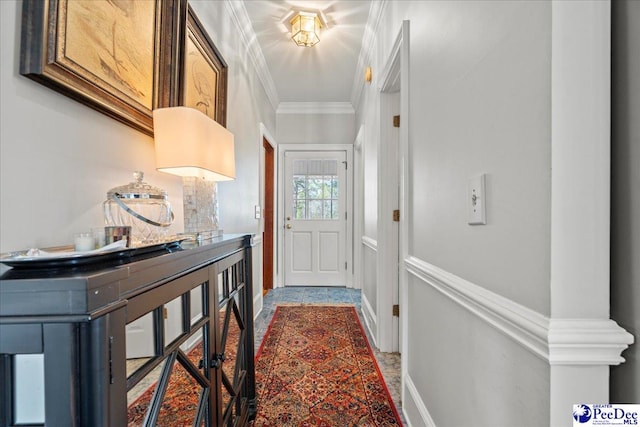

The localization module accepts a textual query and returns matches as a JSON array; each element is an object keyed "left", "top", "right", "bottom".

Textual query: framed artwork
[
  {"left": 20, "top": 0, "right": 182, "bottom": 136},
  {"left": 180, "top": 5, "right": 228, "bottom": 127}
]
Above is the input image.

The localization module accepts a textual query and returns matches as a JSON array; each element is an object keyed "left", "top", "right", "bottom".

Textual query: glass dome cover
[
  {"left": 103, "top": 171, "right": 173, "bottom": 245},
  {"left": 106, "top": 170, "right": 168, "bottom": 200}
]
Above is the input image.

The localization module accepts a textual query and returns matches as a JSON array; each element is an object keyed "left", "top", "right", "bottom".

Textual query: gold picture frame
[
  {"left": 180, "top": 5, "right": 228, "bottom": 127},
  {"left": 20, "top": 0, "right": 182, "bottom": 136}
]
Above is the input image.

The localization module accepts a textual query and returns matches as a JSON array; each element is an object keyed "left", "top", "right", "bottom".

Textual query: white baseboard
[
  {"left": 361, "top": 292, "right": 377, "bottom": 347},
  {"left": 404, "top": 374, "right": 437, "bottom": 427},
  {"left": 253, "top": 291, "right": 263, "bottom": 321}
]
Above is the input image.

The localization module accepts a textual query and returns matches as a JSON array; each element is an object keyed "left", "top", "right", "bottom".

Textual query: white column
[{"left": 550, "top": 1, "right": 632, "bottom": 425}]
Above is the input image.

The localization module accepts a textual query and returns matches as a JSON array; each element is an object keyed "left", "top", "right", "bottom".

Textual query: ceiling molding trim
[
  {"left": 277, "top": 102, "right": 355, "bottom": 115},
  {"left": 225, "top": 0, "right": 280, "bottom": 110},
  {"left": 350, "top": 0, "right": 388, "bottom": 109}
]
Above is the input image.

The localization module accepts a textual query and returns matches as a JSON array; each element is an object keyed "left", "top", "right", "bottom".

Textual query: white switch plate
[
  {"left": 468, "top": 174, "right": 486, "bottom": 225},
  {"left": 254, "top": 205, "right": 262, "bottom": 219}
]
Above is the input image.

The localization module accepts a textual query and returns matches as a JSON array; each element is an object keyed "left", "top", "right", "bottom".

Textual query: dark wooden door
[{"left": 263, "top": 138, "right": 275, "bottom": 294}]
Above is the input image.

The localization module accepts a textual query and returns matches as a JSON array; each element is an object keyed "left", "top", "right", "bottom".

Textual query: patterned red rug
[{"left": 253, "top": 305, "right": 402, "bottom": 426}]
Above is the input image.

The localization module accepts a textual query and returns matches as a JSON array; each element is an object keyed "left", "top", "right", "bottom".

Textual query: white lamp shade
[{"left": 153, "top": 107, "right": 235, "bottom": 181}]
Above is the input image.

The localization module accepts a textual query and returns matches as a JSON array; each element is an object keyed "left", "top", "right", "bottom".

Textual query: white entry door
[{"left": 284, "top": 150, "right": 347, "bottom": 286}]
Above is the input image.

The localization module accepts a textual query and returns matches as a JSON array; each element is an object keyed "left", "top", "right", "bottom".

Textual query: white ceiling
[{"left": 241, "top": 0, "right": 372, "bottom": 107}]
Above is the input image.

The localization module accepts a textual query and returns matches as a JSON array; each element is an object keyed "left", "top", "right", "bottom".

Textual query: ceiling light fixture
[{"left": 290, "top": 11, "right": 322, "bottom": 47}]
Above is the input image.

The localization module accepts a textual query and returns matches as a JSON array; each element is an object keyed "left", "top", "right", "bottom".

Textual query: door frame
[
  {"left": 262, "top": 137, "right": 275, "bottom": 295},
  {"left": 353, "top": 125, "right": 365, "bottom": 291},
  {"left": 277, "top": 144, "right": 354, "bottom": 288},
  {"left": 258, "top": 123, "right": 278, "bottom": 305},
  {"left": 376, "top": 21, "right": 410, "bottom": 356}
]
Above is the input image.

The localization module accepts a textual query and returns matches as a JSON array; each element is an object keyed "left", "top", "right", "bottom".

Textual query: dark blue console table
[{"left": 0, "top": 234, "right": 256, "bottom": 426}]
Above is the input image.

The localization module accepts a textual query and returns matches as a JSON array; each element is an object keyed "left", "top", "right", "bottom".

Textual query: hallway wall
[
  {"left": 360, "top": 95, "right": 379, "bottom": 335},
  {"left": 276, "top": 111, "right": 355, "bottom": 145},
  {"left": 0, "top": 0, "right": 275, "bottom": 251},
  {"left": 355, "top": 2, "right": 632, "bottom": 426},
  {"left": 0, "top": 0, "right": 275, "bottom": 303},
  {"left": 356, "top": 1, "right": 553, "bottom": 425},
  {"left": 0, "top": 2, "right": 275, "bottom": 418},
  {"left": 611, "top": 0, "right": 640, "bottom": 403}
]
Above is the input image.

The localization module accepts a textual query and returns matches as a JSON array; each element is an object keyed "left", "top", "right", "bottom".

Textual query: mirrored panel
[
  {"left": 217, "top": 272, "right": 225, "bottom": 303},
  {"left": 190, "top": 284, "right": 204, "bottom": 326},
  {"left": 156, "top": 359, "right": 204, "bottom": 426},
  {"left": 126, "top": 311, "right": 155, "bottom": 365},
  {"left": 127, "top": 358, "right": 168, "bottom": 426},
  {"left": 13, "top": 354, "right": 45, "bottom": 425},
  {"left": 220, "top": 293, "right": 245, "bottom": 424},
  {"left": 164, "top": 295, "right": 184, "bottom": 346},
  {"left": 231, "top": 265, "right": 238, "bottom": 291},
  {"left": 180, "top": 326, "right": 205, "bottom": 374}
]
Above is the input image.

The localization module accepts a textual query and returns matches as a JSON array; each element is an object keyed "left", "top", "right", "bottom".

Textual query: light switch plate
[
  {"left": 468, "top": 174, "right": 486, "bottom": 225},
  {"left": 254, "top": 205, "right": 262, "bottom": 219}
]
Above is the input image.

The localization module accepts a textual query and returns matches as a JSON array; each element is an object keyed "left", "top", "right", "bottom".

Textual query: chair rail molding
[
  {"left": 548, "top": 319, "right": 634, "bottom": 365},
  {"left": 405, "top": 256, "right": 633, "bottom": 366},
  {"left": 361, "top": 236, "right": 378, "bottom": 251}
]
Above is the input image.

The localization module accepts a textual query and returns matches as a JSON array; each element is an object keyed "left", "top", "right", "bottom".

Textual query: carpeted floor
[
  {"left": 126, "top": 287, "right": 405, "bottom": 426},
  {"left": 252, "top": 304, "right": 402, "bottom": 426},
  {"left": 254, "top": 287, "right": 403, "bottom": 416}
]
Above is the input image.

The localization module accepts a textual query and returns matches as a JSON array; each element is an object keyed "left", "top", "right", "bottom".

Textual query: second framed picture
[{"left": 181, "top": 5, "right": 228, "bottom": 127}]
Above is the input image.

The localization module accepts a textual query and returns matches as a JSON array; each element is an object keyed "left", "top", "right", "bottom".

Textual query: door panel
[
  {"left": 319, "top": 232, "right": 339, "bottom": 271},
  {"left": 284, "top": 150, "right": 346, "bottom": 286},
  {"left": 292, "top": 232, "right": 312, "bottom": 271}
]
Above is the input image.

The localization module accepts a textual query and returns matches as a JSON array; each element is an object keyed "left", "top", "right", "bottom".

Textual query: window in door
[{"left": 292, "top": 159, "right": 339, "bottom": 220}]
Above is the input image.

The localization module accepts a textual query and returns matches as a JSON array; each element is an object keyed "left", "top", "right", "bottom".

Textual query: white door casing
[
  {"left": 375, "top": 21, "right": 409, "bottom": 354},
  {"left": 283, "top": 150, "right": 347, "bottom": 286}
]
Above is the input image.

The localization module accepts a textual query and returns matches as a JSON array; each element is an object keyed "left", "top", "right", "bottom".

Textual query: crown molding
[
  {"left": 225, "top": 0, "right": 280, "bottom": 110},
  {"left": 277, "top": 102, "right": 355, "bottom": 115},
  {"left": 350, "top": 0, "right": 388, "bottom": 109},
  {"left": 405, "top": 255, "right": 634, "bottom": 365}
]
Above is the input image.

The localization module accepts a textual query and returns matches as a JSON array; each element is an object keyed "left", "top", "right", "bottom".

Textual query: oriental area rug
[{"left": 252, "top": 305, "right": 402, "bottom": 426}]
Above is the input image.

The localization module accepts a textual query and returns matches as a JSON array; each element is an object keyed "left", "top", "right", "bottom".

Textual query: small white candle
[
  {"left": 74, "top": 233, "right": 94, "bottom": 252},
  {"left": 92, "top": 227, "right": 106, "bottom": 249}
]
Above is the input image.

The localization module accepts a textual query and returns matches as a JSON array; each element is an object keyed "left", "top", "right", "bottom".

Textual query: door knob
[{"left": 286, "top": 224, "right": 292, "bottom": 229}]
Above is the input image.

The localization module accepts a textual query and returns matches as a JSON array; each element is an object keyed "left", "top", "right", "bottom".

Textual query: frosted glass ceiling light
[{"left": 290, "top": 11, "right": 321, "bottom": 47}]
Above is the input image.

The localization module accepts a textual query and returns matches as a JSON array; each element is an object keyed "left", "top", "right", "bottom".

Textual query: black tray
[{"left": 0, "top": 239, "right": 185, "bottom": 269}]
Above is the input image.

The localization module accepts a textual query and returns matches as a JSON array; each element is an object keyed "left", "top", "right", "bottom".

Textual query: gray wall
[
  {"left": 0, "top": 1, "right": 275, "bottom": 255},
  {"left": 611, "top": 0, "right": 640, "bottom": 403},
  {"left": 356, "top": 1, "right": 553, "bottom": 424},
  {"left": 276, "top": 112, "right": 355, "bottom": 145},
  {"left": 1, "top": 0, "right": 274, "bottom": 324}
]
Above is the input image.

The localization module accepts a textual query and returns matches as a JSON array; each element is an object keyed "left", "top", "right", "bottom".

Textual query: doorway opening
[
  {"left": 263, "top": 137, "right": 275, "bottom": 296},
  {"left": 373, "top": 20, "right": 409, "bottom": 355}
]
